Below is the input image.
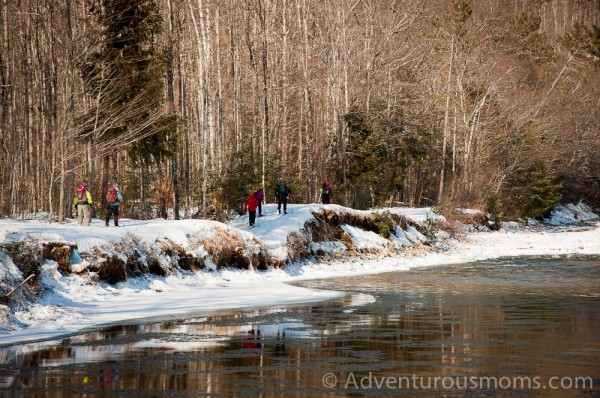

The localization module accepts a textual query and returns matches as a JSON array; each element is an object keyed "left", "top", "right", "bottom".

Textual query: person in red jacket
[
  {"left": 244, "top": 192, "right": 259, "bottom": 227},
  {"left": 254, "top": 188, "right": 265, "bottom": 217}
]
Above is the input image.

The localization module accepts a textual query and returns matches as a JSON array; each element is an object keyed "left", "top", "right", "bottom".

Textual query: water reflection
[{"left": 1, "top": 257, "right": 599, "bottom": 397}]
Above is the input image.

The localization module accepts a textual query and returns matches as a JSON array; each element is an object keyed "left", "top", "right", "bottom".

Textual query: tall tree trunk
[
  {"left": 101, "top": 154, "right": 109, "bottom": 209},
  {"left": 189, "top": 0, "right": 207, "bottom": 214},
  {"left": 180, "top": 61, "right": 190, "bottom": 217},
  {"left": 231, "top": 6, "right": 242, "bottom": 153},
  {"left": 141, "top": 163, "right": 147, "bottom": 218},
  {"left": 438, "top": 36, "right": 454, "bottom": 204},
  {"left": 297, "top": 0, "right": 312, "bottom": 181},
  {"left": 167, "top": 0, "right": 180, "bottom": 220},
  {"left": 450, "top": 106, "right": 457, "bottom": 199},
  {"left": 215, "top": 7, "right": 224, "bottom": 173},
  {"left": 259, "top": 0, "right": 269, "bottom": 197}
]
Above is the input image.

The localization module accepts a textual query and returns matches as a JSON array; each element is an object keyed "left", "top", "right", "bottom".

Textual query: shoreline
[
  {"left": 2, "top": 226, "right": 599, "bottom": 347},
  {"left": 1, "top": 206, "right": 599, "bottom": 347}
]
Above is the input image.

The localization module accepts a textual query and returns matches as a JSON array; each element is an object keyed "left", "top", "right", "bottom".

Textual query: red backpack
[
  {"left": 76, "top": 188, "right": 88, "bottom": 204},
  {"left": 106, "top": 187, "right": 117, "bottom": 203}
]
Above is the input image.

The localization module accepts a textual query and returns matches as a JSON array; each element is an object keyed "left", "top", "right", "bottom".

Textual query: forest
[{"left": 0, "top": 0, "right": 599, "bottom": 222}]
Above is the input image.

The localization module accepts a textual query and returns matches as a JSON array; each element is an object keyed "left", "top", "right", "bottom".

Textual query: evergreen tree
[
  {"left": 485, "top": 192, "right": 503, "bottom": 231},
  {"left": 343, "top": 105, "right": 436, "bottom": 209},
  {"left": 523, "top": 160, "right": 563, "bottom": 219},
  {"left": 217, "top": 146, "right": 281, "bottom": 216},
  {"left": 78, "top": 0, "right": 176, "bottom": 164},
  {"left": 344, "top": 109, "right": 389, "bottom": 208}
]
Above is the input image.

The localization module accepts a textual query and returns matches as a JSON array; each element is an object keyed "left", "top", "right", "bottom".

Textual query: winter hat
[
  {"left": 81, "top": 183, "right": 88, "bottom": 189},
  {"left": 113, "top": 182, "right": 119, "bottom": 188}
]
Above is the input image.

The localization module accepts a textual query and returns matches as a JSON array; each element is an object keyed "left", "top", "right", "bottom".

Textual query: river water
[{"left": 1, "top": 256, "right": 599, "bottom": 397}]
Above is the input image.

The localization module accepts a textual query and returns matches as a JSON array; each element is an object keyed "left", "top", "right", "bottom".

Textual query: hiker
[
  {"left": 320, "top": 182, "right": 332, "bottom": 204},
  {"left": 105, "top": 182, "right": 124, "bottom": 227},
  {"left": 73, "top": 183, "right": 93, "bottom": 226},
  {"left": 274, "top": 177, "right": 291, "bottom": 214},
  {"left": 254, "top": 188, "right": 265, "bottom": 216},
  {"left": 244, "top": 192, "right": 259, "bottom": 227}
]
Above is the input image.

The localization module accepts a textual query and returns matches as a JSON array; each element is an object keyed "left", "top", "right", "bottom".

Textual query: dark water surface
[{"left": 1, "top": 257, "right": 599, "bottom": 397}]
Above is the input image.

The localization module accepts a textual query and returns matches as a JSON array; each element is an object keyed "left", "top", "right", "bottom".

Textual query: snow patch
[
  {"left": 544, "top": 203, "right": 599, "bottom": 226},
  {"left": 310, "top": 241, "right": 347, "bottom": 256},
  {"left": 0, "top": 252, "right": 22, "bottom": 285},
  {"left": 149, "top": 279, "right": 171, "bottom": 292},
  {"left": 341, "top": 224, "right": 389, "bottom": 250},
  {"left": 391, "top": 228, "right": 412, "bottom": 247},
  {"left": 406, "top": 225, "right": 428, "bottom": 243}
]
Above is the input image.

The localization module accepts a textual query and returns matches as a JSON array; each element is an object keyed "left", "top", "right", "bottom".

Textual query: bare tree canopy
[{"left": 1, "top": 0, "right": 599, "bottom": 221}]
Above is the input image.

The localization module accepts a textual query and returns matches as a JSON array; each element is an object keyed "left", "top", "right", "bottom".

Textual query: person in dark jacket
[
  {"left": 244, "top": 192, "right": 259, "bottom": 227},
  {"left": 105, "top": 182, "right": 124, "bottom": 227},
  {"left": 320, "top": 182, "right": 332, "bottom": 204},
  {"left": 254, "top": 188, "right": 265, "bottom": 217},
  {"left": 274, "top": 178, "right": 291, "bottom": 214}
]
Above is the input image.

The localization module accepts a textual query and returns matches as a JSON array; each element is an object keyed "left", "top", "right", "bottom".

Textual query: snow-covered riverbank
[{"left": 1, "top": 203, "right": 599, "bottom": 346}]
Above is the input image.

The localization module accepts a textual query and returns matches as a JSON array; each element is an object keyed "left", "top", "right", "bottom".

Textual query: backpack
[
  {"left": 106, "top": 187, "right": 118, "bottom": 204},
  {"left": 322, "top": 183, "right": 330, "bottom": 195},
  {"left": 76, "top": 188, "right": 88, "bottom": 205}
]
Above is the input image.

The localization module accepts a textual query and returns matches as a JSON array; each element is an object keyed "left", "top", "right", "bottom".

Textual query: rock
[
  {"left": 340, "top": 231, "right": 353, "bottom": 247},
  {"left": 41, "top": 242, "right": 77, "bottom": 274}
]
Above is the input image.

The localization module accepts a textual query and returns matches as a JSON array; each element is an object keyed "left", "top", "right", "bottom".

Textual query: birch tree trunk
[
  {"left": 437, "top": 36, "right": 454, "bottom": 204},
  {"left": 167, "top": 0, "right": 180, "bottom": 220},
  {"left": 258, "top": 0, "right": 270, "bottom": 196},
  {"left": 189, "top": 0, "right": 208, "bottom": 214},
  {"left": 215, "top": 7, "right": 224, "bottom": 173}
]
